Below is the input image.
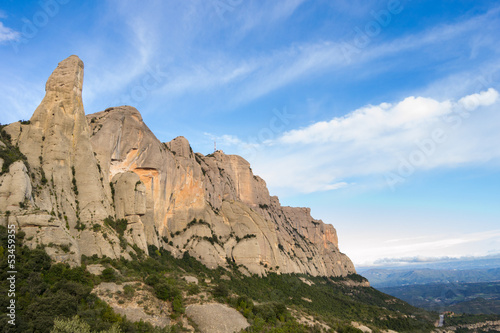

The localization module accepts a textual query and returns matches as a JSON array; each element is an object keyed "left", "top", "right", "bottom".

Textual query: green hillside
[{"left": 0, "top": 226, "right": 436, "bottom": 332}]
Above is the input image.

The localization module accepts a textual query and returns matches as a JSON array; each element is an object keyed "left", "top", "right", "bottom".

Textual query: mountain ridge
[{"left": 0, "top": 55, "right": 355, "bottom": 277}]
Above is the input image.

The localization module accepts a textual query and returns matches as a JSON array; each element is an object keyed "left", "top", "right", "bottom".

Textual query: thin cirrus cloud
[
  {"left": 0, "top": 19, "right": 19, "bottom": 43},
  {"left": 233, "top": 0, "right": 308, "bottom": 35},
  {"left": 234, "top": 6, "right": 500, "bottom": 105},
  {"left": 230, "top": 89, "right": 500, "bottom": 195},
  {"left": 150, "top": 5, "right": 500, "bottom": 110},
  {"left": 68, "top": 2, "right": 500, "bottom": 118}
]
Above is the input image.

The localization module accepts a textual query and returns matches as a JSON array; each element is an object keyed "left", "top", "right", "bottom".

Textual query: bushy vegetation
[
  {"left": 71, "top": 166, "right": 78, "bottom": 195},
  {"left": 445, "top": 313, "right": 500, "bottom": 326},
  {"left": 223, "top": 272, "right": 434, "bottom": 332},
  {"left": 0, "top": 226, "right": 173, "bottom": 333},
  {"left": 186, "top": 218, "right": 210, "bottom": 229},
  {"left": 104, "top": 216, "right": 128, "bottom": 237},
  {"left": 86, "top": 244, "right": 435, "bottom": 332},
  {"left": 0, "top": 128, "right": 27, "bottom": 175},
  {"left": 1, "top": 223, "right": 439, "bottom": 332},
  {"left": 103, "top": 216, "right": 129, "bottom": 250},
  {"left": 144, "top": 273, "right": 184, "bottom": 317}
]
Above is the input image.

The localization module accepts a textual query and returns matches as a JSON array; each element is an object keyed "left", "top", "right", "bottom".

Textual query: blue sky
[{"left": 1, "top": 0, "right": 499, "bottom": 266}]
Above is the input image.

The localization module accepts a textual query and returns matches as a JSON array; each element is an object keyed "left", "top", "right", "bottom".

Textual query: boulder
[{"left": 186, "top": 303, "right": 249, "bottom": 333}]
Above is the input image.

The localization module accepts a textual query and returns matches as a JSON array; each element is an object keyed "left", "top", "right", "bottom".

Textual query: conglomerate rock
[{"left": 0, "top": 55, "right": 355, "bottom": 276}]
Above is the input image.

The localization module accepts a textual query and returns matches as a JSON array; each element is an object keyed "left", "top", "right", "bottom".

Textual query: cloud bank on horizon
[
  {"left": 0, "top": 0, "right": 499, "bottom": 265},
  {"left": 352, "top": 229, "right": 500, "bottom": 266}
]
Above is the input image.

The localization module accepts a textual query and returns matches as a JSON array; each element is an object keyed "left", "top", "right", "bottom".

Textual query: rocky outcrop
[
  {"left": 87, "top": 106, "right": 355, "bottom": 277},
  {"left": 111, "top": 171, "right": 148, "bottom": 253},
  {"left": 93, "top": 282, "right": 171, "bottom": 328},
  {"left": 1, "top": 55, "right": 355, "bottom": 277},
  {"left": 0, "top": 161, "right": 32, "bottom": 212},
  {"left": 10, "top": 55, "right": 113, "bottom": 227},
  {"left": 434, "top": 320, "right": 500, "bottom": 333}
]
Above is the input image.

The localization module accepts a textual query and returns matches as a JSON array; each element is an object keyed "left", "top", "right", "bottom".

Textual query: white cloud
[
  {"left": 0, "top": 21, "right": 20, "bottom": 43},
  {"left": 458, "top": 88, "right": 499, "bottom": 110},
  {"left": 221, "top": 89, "right": 500, "bottom": 195},
  {"left": 280, "top": 97, "right": 452, "bottom": 144}
]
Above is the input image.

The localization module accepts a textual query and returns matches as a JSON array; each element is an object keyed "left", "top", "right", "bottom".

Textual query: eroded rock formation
[{"left": 0, "top": 55, "right": 355, "bottom": 277}]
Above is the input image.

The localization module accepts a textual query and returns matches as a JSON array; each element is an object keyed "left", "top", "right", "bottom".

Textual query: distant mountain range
[
  {"left": 358, "top": 255, "right": 500, "bottom": 288},
  {"left": 358, "top": 256, "right": 500, "bottom": 316},
  {"left": 360, "top": 267, "right": 500, "bottom": 288},
  {"left": 378, "top": 282, "right": 500, "bottom": 315}
]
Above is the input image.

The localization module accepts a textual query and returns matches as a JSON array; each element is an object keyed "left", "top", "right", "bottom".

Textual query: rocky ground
[{"left": 93, "top": 282, "right": 172, "bottom": 328}]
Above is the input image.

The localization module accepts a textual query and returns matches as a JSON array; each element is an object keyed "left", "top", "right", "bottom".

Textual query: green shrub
[
  {"left": 153, "top": 281, "right": 180, "bottom": 301},
  {"left": 187, "top": 283, "right": 200, "bottom": 295},
  {"left": 0, "top": 132, "right": 27, "bottom": 174},
  {"left": 75, "top": 221, "right": 86, "bottom": 231},
  {"left": 172, "top": 296, "right": 184, "bottom": 314},
  {"left": 101, "top": 268, "right": 116, "bottom": 282},
  {"left": 60, "top": 244, "right": 70, "bottom": 253},
  {"left": 104, "top": 216, "right": 128, "bottom": 237},
  {"left": 119, "top": 237, "right": 128, "bottom": 250},
  {"left": 123, "top": 285, "right": 135, "bottom": 298},
  {"left": 213, "top": 283, "right": 229, "bottom": 298}
]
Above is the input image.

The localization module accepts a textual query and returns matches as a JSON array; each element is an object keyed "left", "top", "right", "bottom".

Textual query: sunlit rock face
[
  {"left": 87, "top": 106, "right": 355, "bottom": 277},
  {"left": 1, "top": 55, "right": 355, "bottom": 276}
]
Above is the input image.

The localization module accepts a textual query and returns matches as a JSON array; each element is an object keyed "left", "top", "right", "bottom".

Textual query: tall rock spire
[
  {"left": 44, "top": 55, "right": 84, "bottom": 97},
  {"left": 14, "top": 55, "right": 118, "bottom": 259},
  {"left": 31, "top": 55, "right": 84, "bottom": 123}
]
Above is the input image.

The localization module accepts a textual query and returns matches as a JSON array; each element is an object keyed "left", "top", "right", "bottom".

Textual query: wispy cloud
[
  {"left": 0, "top": 18, "right": 20, "bottom": 43},
  {"left": 148, "top": 5, "right": 500, "bottom": 109},
  {"left": 236, "top": 6, "right": 500, "bottom": 104},
  {"left": 0, "top": 77, "right": 44, "bottom": 123},
  {"left": 234, "top": 0, "right": 308, "bottom": 35}
]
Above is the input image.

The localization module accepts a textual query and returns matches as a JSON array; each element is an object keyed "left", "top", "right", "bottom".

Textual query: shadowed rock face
[{"left": 1, "top": 55, "right": 355, "bottom": 277}]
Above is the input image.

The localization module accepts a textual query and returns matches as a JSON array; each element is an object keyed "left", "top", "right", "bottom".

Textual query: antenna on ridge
[{"left": 214, "top": 140, "right": 216, "bottom": 153}]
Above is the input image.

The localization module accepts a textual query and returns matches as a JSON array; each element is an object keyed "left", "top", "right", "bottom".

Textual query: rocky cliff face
[{"left": 0, "top": 55, "right": 355, "bottom": 277}]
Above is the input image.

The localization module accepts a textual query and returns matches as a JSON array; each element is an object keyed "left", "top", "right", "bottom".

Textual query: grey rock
[{"left": 186, "top": 303, "right": 249, "bottom": 333}]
